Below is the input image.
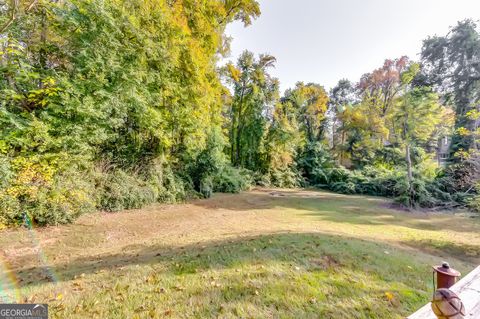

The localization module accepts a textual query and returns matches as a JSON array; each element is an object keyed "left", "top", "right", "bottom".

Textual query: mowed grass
[{"left": 1, "top": 188, "right": 480, "bottom": 318}]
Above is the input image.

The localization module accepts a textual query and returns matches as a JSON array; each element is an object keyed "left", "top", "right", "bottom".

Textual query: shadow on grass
[
  {"left": 403, "top": 238, "right": 480, "bottom": 264},
  {"left": 16, "top": 232, "right": 474, "bottom": 318},
  {"left": 17, "top": 231, "right": 440, "bottom": 290}
]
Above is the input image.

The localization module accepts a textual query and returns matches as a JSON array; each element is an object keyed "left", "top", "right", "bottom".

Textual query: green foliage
[
  {"left": 97, "top": 169, "right": 156, "bottom": 212},
  {"left": 297, "top": 142, "right": 335, "bottom": 186},
  {"left": 468, "top": 192, "right": 480, "bottom": 213},
  {"left": 1, "top": 1, "right": 478, "bottom": 228},
  {"left": 282, "top": 82, "right": 330, "bottom": 143},
  {"left": 213, "top": 166, "right": 253, "bottom": 193},
  {"left": 395, "top": 177, "right": 437, "bottom": 208},
  {"left": 145, "top": 161, "right": 190, "bottom": 204},
  {"left": 0, "top": 0, "right": 261, "bottom": 226},
  {"left": 422, "top": 19, "right": 480, "bottom": 156},
  {"left": 267, "top": 167, "right": 301, "bottom": 188},
  {"left": 0, "top": 157, "right": 96, "bottom": 226},
  {"left": 225, "top": 51, "right": 279, "bottom": 170},
  {"left": 186, "top": 129, "right": 227, "bottom": 197}
]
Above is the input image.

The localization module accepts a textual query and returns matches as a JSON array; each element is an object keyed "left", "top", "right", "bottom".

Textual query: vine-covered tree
[
  {"left": 225, "top": 51, "right": 279, "bottom": 170},
  {"left": 282, "top": 82, "right": 329, "bottom": 143}
]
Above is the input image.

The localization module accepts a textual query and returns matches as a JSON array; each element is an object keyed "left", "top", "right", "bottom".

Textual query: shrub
[
  {"left": 145, "top": 160, "right": 190, "bottom": 203},
  {"left": 330, "top": 181, "right": 356, "bottom": 194},
  {"left": 468, "top": 194, "right": 480, "bottom": 213},
  {"left": 0, "top": 194, "right": 21, "bottom": 228},
  {"left": 466, "top": 183, "right": 480, "bottom": 213},
  {"left": 327, "top": 167, "right": 352, "bottom": 184},
  {"left": 213, "top": 166, "right": 253, "bottom": 193},
  {"left": 97, "top": 169, "right": 156, "bottom": 212},
  {"left": 186, "top": 129, "right": 227, "bottom": 198},
  {"left": 252, "top": 171, "right": 271, "bottom": 187},
  {"left": 395, "top": 176, "right": 436, "bottom": 208},
  {"left": 200, "top": 177, "right": 213, "bottom": 198},
  {"left": 267, "top": 167, "right": 301, "bottom": 188},
  {"left": 297, "top": 142, "right": 335, "bottom": 186},
  {"left": 31, "top": 171, "right": 96, "bottom": 225},
  {"left": 0, "top": 157, "right": 96, "bottom": 226}
]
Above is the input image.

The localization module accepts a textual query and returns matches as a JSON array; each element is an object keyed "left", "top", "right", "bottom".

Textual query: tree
[
  {"left": 0, "top": 0, "right": 262, "bottom": 225},
  {"left": 421, "top": 19, "right": 480, "bottom": 157},
  {"left": 329, "top": 79, "right": 358, "bottom": 164},
  {"left": 358, "top": 56, "right": 409, "bottom": 117},
  {"left": 0, "top": 0, "right": 39, "bottom": 33},
  {"left": 282, "top": 82, "right": 329, "bottom": 143},
  {"left": 394, "top": 63, "right": 442, "bottom": 206},
  {"left": 225, "top": 51, "right": 279, "bottom": 170},
  {"left": 335, "top": 57, "right": 412, "bottom": 168}
]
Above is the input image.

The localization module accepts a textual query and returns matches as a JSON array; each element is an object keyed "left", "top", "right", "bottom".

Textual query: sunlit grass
[
  {"left": 3, "top": 188, "right": 479, "bottom": 318},
  {"left": 26, "top": 234, "right": 433, "bottom": 318}
]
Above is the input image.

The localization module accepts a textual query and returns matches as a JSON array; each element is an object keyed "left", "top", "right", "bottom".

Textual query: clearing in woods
[{"left": 1, "top": 188, "right": 480, "bottom": 318}]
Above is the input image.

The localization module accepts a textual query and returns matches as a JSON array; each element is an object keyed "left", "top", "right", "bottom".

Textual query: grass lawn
[{"left": 1, "top": 188, "right": 479, "bottom": 318}]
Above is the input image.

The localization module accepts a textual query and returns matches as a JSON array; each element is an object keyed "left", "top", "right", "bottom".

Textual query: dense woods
[{"left": 0, "top": 0, "right": 479, "bottom": 227}]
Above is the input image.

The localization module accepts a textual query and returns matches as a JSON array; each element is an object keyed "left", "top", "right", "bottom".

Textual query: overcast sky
[{"left": 225, "top": 0, "right": 480, "bottom": 93}]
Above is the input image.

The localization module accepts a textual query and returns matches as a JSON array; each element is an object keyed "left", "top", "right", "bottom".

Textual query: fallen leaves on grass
[{"left": 385, "top": 292, "right": 395, "bottom": 301}]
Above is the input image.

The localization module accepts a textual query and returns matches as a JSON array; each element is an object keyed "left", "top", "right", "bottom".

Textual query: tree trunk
[
  {"left": 234, "top": 84, "right": 246, "bottom": 166},
  {"left": 405, "top": 143, "right": 414, "bottom": 207},
  {"left": 340, "top": 125, "right": 346, "bottom": 166}
]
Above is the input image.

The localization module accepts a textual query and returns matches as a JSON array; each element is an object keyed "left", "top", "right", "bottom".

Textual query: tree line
[{"left": 0, "top": 1, "right": 478, "bottom": 227}]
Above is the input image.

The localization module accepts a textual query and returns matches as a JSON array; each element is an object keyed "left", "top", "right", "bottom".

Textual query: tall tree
[
  {"left": 394, "top": 63, "right": 442, "bottom": 206},
  {"left": 329, "top": 79, "right": 358, "bottom": 164},
  {"left": 282, "top": 82, "right": 329, "bottom": 143},
  {"left": 0, "top": 0, "right": 263, "bottom": 225},
  {"left": 421, "top": 19, "right": 480, "bottom": 157},
  {"left": 358, "top": 57, "right": 409, "bottom": 117},
  {"left": 225, "top": 51, "right": 279, "bottom": 169}
]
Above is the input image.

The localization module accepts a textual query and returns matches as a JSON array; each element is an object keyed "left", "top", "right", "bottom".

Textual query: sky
[{"left": 225, "top": 0, "right": 480, "bottom": 93}]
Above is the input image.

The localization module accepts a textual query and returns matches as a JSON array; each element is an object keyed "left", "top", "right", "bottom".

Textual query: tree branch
[
  {"left": 25, "top": 0, "right": 38, "bottom": 11},
  {"left": 0, "top": 0, "right": 39, "bottom": 34},
  {"left": 217, "top": 1, "right": 241, "bottom": 26}
]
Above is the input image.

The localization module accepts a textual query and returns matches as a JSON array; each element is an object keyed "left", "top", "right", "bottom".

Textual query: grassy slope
[{"left": 1, "top": 188, "right": 479, "bottom": 318}]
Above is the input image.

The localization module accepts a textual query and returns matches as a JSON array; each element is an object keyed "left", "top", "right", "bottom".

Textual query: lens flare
[
  {"left": 23, "top": 214, "right": 59, "bottom": 284},
  {"left": 0, "top": 214, "right": 60, "bottom": 304},
  {"left": 0, "top": 255, "right": 21, "bottom": 303}
]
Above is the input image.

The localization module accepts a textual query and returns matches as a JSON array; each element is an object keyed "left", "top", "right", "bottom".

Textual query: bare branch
[
  {"left": 0, "top": 0, "right": 17, "bottom": 34},
  {"left": 25, "top": 0, "right": 38, "bottom": 11},
  {"left": 0, "top": 0, "right": 39, "bottom": 34}
]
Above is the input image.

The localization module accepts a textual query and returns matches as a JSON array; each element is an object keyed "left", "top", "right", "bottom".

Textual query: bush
[
  {"left": 97, "top": 169, "right": 156, "bottom": 212},
  {"left": 327, "top": 167, "right": 352, "bottom": 184},
  {"left": 0, "top": 194, "right": 21, "bottom": 228},
  {"left": 267, "top": 166, "right": 301, "bottom": 188},
  {"left": 145, "top": 160, "right": 190, "bottom": 203},
  {"left": 186, "top": 129, "right": 227, "bottom": 198},
  {"left": 213, "top": 166, "right": 253, "bottom": 193},
  {"left": 466, "top": 183, "right": 480, "bottom": 213},
  {"left": 395, "top": 176, "right": 437, "bottom": 208},
  {"left": 0, "top": 157, "right": 96, "bottom": 226},
  {"left": 468, "top": 194, "right": 480, "bottom": 212},
  {"left": 32, "top": 171, "right": 96, "bottom": 225},
  {"left": 330, "top": 181, "right": 357, "bottom": 194},
  {"left": 297, "top": 142, "right": 335, "bottom": 186}
]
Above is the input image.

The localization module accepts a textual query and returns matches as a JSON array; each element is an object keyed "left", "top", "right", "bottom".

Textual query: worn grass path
[{"left": 1, "top": 188, "right": 480, "bottom": 318}]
